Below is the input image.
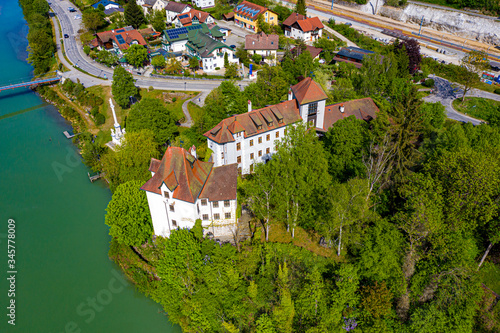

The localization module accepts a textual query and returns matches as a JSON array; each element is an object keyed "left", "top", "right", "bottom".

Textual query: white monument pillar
[{"left": 110, "top": 98, "right": 125, "bottom": 145}]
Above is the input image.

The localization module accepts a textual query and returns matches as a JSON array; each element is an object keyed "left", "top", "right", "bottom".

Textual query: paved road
[
  {"left": 423, "top": 75, "right": 490, "bottom": 125},
  {"left": 48, "top": 0, "right": 249, "bottom": 94}
]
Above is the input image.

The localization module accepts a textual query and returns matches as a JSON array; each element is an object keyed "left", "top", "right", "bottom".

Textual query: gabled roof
[
  {"left": 187, "top": 30, "right": 232, "bottom": 58},
  {"left": 234, "top": 1, "right": 268, "bottom": 19},
  {"left": 291, "top": 45, "right": 322, "bottom": 59},
  {"left": 141, "top": 147, "right": 213, "bottom": 203},
  {"left": 204, "top": 99, "right": 301, "bottom": 144},
  {"left": 165, "top": 1, "right": 190, "bottom": 13},
  {"left": 321, "top": 98, "right": 379, "bottom": 131},
  {"left": 245, "top": 32, "right": 279, "bottom": 51},
  {"left": 96, "top": 26, "right": 147, "bottom": 51},
  {"left": 283, "top": 13, "right": 324, "bottom": 32},
  {"left": 176, "top": 9, "right": 212, "bottom": 26},
  {"left": 199, "top": 164, "right": 238, "bottom": 201},
  {"left": 291, "top": 77, "right": 328, "bottom": 105}
]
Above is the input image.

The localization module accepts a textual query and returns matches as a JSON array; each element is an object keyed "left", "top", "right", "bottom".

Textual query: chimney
[
  {"left": 288, "top": 87, "right": 293, "bottom": 101},
  {"left": 189, "top": 145, "right": 197, "bottom": 159},
  {"left": 248, "top": 100, "right": 252, "bottom": 112},
  {"left": 340, "top": 104, "right": 345, "bottom": 113}
]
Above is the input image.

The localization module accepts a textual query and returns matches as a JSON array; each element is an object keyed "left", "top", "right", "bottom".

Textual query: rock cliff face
[{"left": 379, "top": 3, "right": 500, "bottom": 45}]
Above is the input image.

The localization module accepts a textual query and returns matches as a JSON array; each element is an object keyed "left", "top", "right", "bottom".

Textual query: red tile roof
[
  {"left": 199, "top": 164, "right": 238, "bottom": 201},
  {"left": 291, "top": 45, "right": 323, "bottom": 59},
  {"left": 283, "top": 13, "right": 324, "bottom": 32},
  {"left": 321, "top": 98, "right": 379, "bottom": 131},
  {"left": 96, "top": 27, "right": 147, "bottom": 51},
  {"left": 177, "top": 9, "right": 211, "bottom": 26},
  {"left": 204, "top": 99, "right": 301, "bottom": 144},
  {"left": 291, "top": 77, "right": 328, "bottom": 105},
  {"left": 234, "top": 1, "right": 268, "bottom": 19},
  {"left": 141, "top": 147, "right": 213, "bottom": 203},
  {"left": 245, "top": 32, "right": 279, "bottom": 50}
]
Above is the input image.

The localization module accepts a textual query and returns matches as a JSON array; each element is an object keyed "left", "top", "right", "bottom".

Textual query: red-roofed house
[
  {"left": 141, "top": 146, "right": 238, "bottom": 238},
  {"left": 95, "top": 26, "right": 147, "bottom": 54},
  {"left": 245, "top": 32, "right": 279, "bottom": 64},
  {"left": 290, "top": 45, "right": 323, "bottom": 59},
  {"left": 205, "top": 77, "right": 379, "bottom": 174},
  {"left": 282, "top": 13, "right": 324, "bottom": 42},
  {"left": 173, "top": 8, "right": 214, "bottom": 27}
]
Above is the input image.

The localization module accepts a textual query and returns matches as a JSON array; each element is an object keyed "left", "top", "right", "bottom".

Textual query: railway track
[{"left": 305, "top": 0, "right": 500, "bottom": 60}]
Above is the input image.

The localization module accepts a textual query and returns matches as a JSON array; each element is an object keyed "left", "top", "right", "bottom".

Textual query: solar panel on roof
[
  {"left": 116, "top": 29, "right": 125, "bottom": 33},
  {"left": 179, "top": 14, "right": 188, "bottom": 19},
  {"left": 116, "top": 35, "right": 125, "bottom": 44}
]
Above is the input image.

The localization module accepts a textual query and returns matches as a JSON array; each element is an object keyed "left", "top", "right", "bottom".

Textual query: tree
[
  {"left": 246, "top": 65, "right": 291, "bottom": 108},
  {"left": 272, "top": 123, "right": 331, "bottom": 236},
  {"left": 224, "top": 52, "right": 229, "bottom": 68},
  {"left": 189, "top": 57, "right": 199, "bottom": 73},
  {"left": 96, "top": 50, "right": 119, "bottom": 66},
  {"left": 323, "top": 116, "right": 369, "bottom": 182},
  {"left": 458, "top": 50, "right": 489, "bottom": 101},
  {"left": 273, "top": 4, "right": 292, "bottom": 21},
  {"left": 150, "top": 9, "right": 166, "bottom": 32},
  {"left": 125, "top": 44, "right": 148, "bottom": 68},
  {"left": 225, "top": 63, "right": 238, "bottom": 78},
  {"left": 127, "top": 98, "right": 178, "bottom": 146},
  {"left": 101, "top": 130, "right": 160, "bottom": 191},
  {"left": 295, "top": 0, "right": 306, "bottom": 16},
  {"left": 272, "top": 263, "right": 295, "bottom": 332},
  {"left": 151, "top": 55, "right": 166, "bottom": 69},
  {"left": 324, "top": 178, "right": 369, "bottom": 256},
  {"left": 124, "top": 0, "right": 146, "bottom": 29},
  {"left": 235, "top": 43, "right": 250, "bottom": 67},
  {"left": 105, "top": 180, "right": 153, "bottom": 246},
  {"left": 166, "top": 57, "right": 183, "bottom": 74},
  {"left": 246, "top": 162, "right": 277, "bottom": 242},
  {"left": 393, "top": 38, "right": 421, "bottom": 74},
  {"left": 112, "top": 66, "right": 137, "bottom": 108},
  {"left": 82, "top": 10, "right": 106, "bottom": 33}
]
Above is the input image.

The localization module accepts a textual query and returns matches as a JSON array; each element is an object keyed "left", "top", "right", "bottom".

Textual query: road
[
  {"left": 422, "top": 75, "right": 500, "bottom": 125},
  {"left": 48, "top": 0, "right": 249, "bottom": 93}
]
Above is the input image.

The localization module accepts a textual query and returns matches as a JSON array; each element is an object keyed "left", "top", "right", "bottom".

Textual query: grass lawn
[
  {"left": 452, "top": 97, "right": 500, "bottom": 122},
  {"left": 480, "top": 261, "right": 500, "bottom": 294},
  {"left": 139, "top": 88, "right": 197, "bottom": 121},
  {"left": 187, "top": 101, "right": 204, "bottom": 125}
]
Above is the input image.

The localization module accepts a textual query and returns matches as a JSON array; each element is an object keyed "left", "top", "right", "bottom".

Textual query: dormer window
[{"left": 164, "top": 191, "right": 170, "bottom": 199}]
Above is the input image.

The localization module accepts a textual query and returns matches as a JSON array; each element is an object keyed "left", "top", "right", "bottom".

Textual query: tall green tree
[
  {"left": 125, "top": 44, "right": 148, "bottom": 68},
  {"left": 151, "top": 55, "right": 166, "bottom": 68},
  {"left": 124, "top": 0, "right": 146, "bottom": 29},
  {"left": 82, "top": 10, "right": 106, "bottom": 33},
  {"left": 458, "top": 50, "right": 489, "bottom": 101},
  {"left": 112, "top": 66, "right": 137, "bottom": 108},
  {"left": 105, "top": 180, "right": 153, "bottom": 246},
  {"left": 150, "top": 9, "right": 166, "bottom": 32},
  {"left": 100, "top": 130, "right": 159, "bottom": 191},
  {"left": 295, "top": 0, "right": 307, "bottom": 16},
  {"left": 127, "top": 98, "right": 178, "bottom": 146}
]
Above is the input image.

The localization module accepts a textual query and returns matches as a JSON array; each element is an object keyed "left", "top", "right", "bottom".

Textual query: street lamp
[{"left": 184, "top": 82, "right": 186, "bottom": 91}]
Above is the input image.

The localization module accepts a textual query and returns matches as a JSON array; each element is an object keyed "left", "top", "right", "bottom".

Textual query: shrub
[
  {"left": 422, "top": 79, "right": 435, "bottom": 88},
  {"left": 215, "top": 67, "right": 221, "bottom": 70},
  {"left": 94, "top": 113, "right": 106, "bottom": 126},
  {"left": 494, "top": 89, "right": 500, "bottom": 95},
  {"left": 172, "top": 97, "right": 177, "bottom": 102},
  {"left": 83, "top": 46, "right": 91, "bottom": 55}
]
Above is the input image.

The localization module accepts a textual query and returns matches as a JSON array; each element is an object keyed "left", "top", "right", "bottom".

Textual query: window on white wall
[{"left": 172, "top": 220, "right": 177, "bottom": 227}]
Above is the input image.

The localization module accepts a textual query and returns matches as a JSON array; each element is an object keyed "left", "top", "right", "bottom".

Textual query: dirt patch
[{"left": 161, "top": 92, "right": 193, "bottom": 104}]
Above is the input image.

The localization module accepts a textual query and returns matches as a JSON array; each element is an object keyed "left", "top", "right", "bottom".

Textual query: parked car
[
  {"left": 230, "top": 45, "right": 236, "bottom": 49},
  {"left": 64, "top": 34, "right": 69, "bottom": 38},
  {"left": 68, "top": 7, "right": 76, "bottom": 12}
]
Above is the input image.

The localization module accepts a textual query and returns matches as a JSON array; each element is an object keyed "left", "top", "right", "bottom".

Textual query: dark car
[
  {"left": 64, "top": 34, "right": 69, "bottom": 38},
  {"left": 68, "top": 7, "right": 76, "bottom": 12},
  {"left": 230, "top": 45, "right": 236, "bottom": 49}
]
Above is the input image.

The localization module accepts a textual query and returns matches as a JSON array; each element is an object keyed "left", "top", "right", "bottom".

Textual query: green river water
[{"left": 0, "top": 2, "right": 180, "bottom": 332}]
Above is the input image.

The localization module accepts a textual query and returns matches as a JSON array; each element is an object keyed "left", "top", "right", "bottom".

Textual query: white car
[{"left": 74, "top": 15, "right": 81, "bottom": 19}]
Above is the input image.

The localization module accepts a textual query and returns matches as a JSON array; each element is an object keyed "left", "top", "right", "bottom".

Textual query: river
[{"left": 0, "top": 2, "right": 179, "bottom": 332}]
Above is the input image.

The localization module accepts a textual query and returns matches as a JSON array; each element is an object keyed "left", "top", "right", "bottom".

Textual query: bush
[
  {"left": 83, "top": 46, "right": 91, "bottom": 55},
  {"left": 422, "top": 79, "right": 435, "bottom": 88},
  {"left": 215, "top": 67, "right": 221, "bottom": 70},
  {"left": 494, "top": 89, "right": 500, "bottom": 95},
  {"left": 94, "top": 113, "right": 106, "bottom": 126},
  {"left": 172, "top": 97, "right": 177, "bottom": 102}
]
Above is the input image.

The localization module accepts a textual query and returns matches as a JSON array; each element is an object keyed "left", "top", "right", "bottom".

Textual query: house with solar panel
[
  {"left": 162, "top": 24, "right": 238, "bottom": 72},
  {"left": 94, "top": 26, "right": 148, "bottom": 55},
  {"left": 332, "top": 47, "right": 375, "bottom": 68},
  {"left": 173, "top": 9, "right": 214, "bottom": 28},
  {"left": 204, "top": 77, "right": 379, "bottom": 175},
  {"left": 165, "top": 2, "right": 191, "bottom": 24},
  {"left": 141, "top": 146, "right": 238, "bottom": 238},
  {"left": 233, "top": 1, "right": 278, "bottom": 32}
]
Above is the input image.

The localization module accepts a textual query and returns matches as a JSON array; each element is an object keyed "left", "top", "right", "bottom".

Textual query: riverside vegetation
[{"left": 104, "top": 26, "right": 500, "bottom": 333}]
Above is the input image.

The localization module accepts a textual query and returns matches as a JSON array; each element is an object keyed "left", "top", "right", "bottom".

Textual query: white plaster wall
[
  {"left": 193, "top": 0, "right": 214, "bottom": 9},
  {"left": 299, "top": 100, "right": 326, "bottom": 129},
  {"left": 153, "top": 0, "right": 166, "bottom": 11},
  {"left": 146, "top": 191, "right": 171, "bottom": 237},
  {"left": 104, "top": 4, "right": 120, "bottom": 10}
]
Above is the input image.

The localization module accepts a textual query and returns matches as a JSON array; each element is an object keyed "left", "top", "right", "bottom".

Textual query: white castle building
[
  {"left": 141, "top": 146, "right": 238, "bottom": 238},
  {"left": 204, "top": 77, "right": 379, "bottom": 175}
]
